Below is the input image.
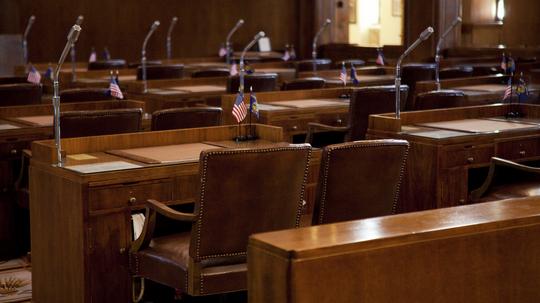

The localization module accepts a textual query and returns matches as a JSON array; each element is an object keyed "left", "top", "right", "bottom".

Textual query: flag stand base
[{"left": 234, "top": 136, "right": 248, "bottom": 142}]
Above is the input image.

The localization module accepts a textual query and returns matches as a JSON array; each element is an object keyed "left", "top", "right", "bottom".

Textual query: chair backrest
[
  {"left": 281, "top": 77, "right": 325, "bottom": 91},
  {"left": 60, "top": 108, "right": 142, "bottom": 138},
  {"left": 439, "top": 66, "right": 474, "bottom": 79},
  {"left": 189, "top": 146, "right": 312, "bottom": 262},
  {"left": 87, "top": 59, "right": 127, "bottom": 70},
  {"left": 0, "top": 83, "right": 42, "bottom": 106},
  {"left": 136, "top": 64, "right": 184, "bottom": 80},
  {"left": 347, "top": 85, "right": 408, "bottom": 141},
  {"left": 60, "top": 88, "right": 115, "bottom": 103},
  {"left": 191, "top": 68, "right": 231, "bottom": 78},
  {"left": 226, "top": 73, "right": 277, "bottom": 93},
  {"left": 401, "top": 63, "right": 435, "bottom": 110},
  {"left": 295, "top": 59, "right": 332, "bottom": 72},
  {"left": 313, "top": 140, "right": 409, "bottom": 225},
  {"left": 414, "top": 89, "right": 467, "bottom": 110},
  {"left": 151, "top": 107, "right": 222, "bottom": 131}
]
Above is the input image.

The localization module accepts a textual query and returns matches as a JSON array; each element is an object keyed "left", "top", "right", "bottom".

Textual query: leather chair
[
  {"left": 129, "top": 145, "right": 312, "bottom": 298},
  {"left": 191, "top": 68, "right": 231, "bottom": 78},
  {"left": 401, "top": 63, "right": 435, "bottom": 110},
  {"left": 87, "top": 59, "right": 127, "bottom": 70},
  {"left": 0, "top": 83, "right": 42, "bottom": 106},
  {"left": 305, "top": 85, "right": 408, "bottom": 147},
  {"left": 281, "top": 77, "right": 325, "bottom": 91},
  {"left": 60, "top": 88, "right": 115, "bottom": 103},
  {"left": 60, "top": 108, "right": 142, "bottom": 138},
  {"left": 470, "top": 157, "right": 540, "bottom": 202},
  {"left": 151, "top": 107, "right": 222, "bottom": 131},
  {"left": 0, "top": 76, "right": 28, "bottom": 85},
  {"left": 136, "top": 64, "right": 184, "bottom": 80},
  {"left": 295, "top": 59, "right": 332, "bottom": 72},
  {"left": 334, "top": 59, "right": 366, "bottom": 68},
  {"left": 439, "top": 66, "right": 474, "bottom": 79},
  {"left": 313, "top": 140, "right": 409, "bottom": 225},
  {"left": 226, "top": 73, "right": 278, "bottom": 93},
  {"left": 414, "top": 89, "right": 467, "bottom": 110}
]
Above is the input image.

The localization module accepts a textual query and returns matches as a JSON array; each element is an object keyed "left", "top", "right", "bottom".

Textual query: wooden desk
[
  {"left": 29, "top": 124, "right": 320, "bottom": 302},
  {"left": 298, "top": 66, "right": 395, "bottom": 88},
  {"left": 222, "top": 88, "right": 351, "bottom": 142},
  {"left": 248, "top": 197, "right": 540, "bottom": 303},
  {"left": 367, "top": 104, "right": 540, "bottom": 212}
]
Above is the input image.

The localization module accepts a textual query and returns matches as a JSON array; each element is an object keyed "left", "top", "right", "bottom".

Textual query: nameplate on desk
[{"left": 64, "top": 161, "right": 142, "bottom": 174}]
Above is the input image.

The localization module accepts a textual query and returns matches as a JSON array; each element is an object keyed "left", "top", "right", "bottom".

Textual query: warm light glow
[
  {"left": 359, "top": 0, "right": 380, "bottom": 27},
  {"left": 496, "top": 0, "right": 505, "bottom": 21}
]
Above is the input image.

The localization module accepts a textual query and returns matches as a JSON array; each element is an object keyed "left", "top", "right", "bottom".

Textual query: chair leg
[{"left": 132, "top": 276, "right": 145, "bottom": 303}]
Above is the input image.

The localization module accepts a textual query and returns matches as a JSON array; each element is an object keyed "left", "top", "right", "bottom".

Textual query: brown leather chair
[
  {"left": 60, "top": 88, "right": 115, "bottom": 103},
  {"left": 313, "top": 140, "right": 409, "bottom": 225},
  {"left": 60, "top": 108, "right": 142, "bottom": 138},
  {"left": 470, "top": 157, "right": 540, "bottom": 202},
  {"left": 414, "top": 89, "right": 467, "bottom": 110},
  {"left": 191, "top": 68, "right": 231, "bottom": 78},
  {"left": 295, "top": 59, "right": 332, "bottom": 72},
  {"left": 129, "top": 145, "right": 312, "bottom": 298},
  {"left": 401, "top": 63, "right": 435, "bottom": 110},
  {"left": 87, "top": 59, "right": 127, "bottom": 70},
  {"left": 305, "top": 85, "right": 408, "bottom": 147},
  {"left": 0, "top": 83, "right": 42, "bottom": 106},
  {"left": 136, "top": 64, "right": 184, "bottom": 80},
  {"left": 439, "top": 66, "right": 474, "bottom": 79},
  {"left": 226, "top": 73, "right": 278, "bottom": 93},
  {"left": 281, "top": 77, "right": 325, "bottom": 91},
  {"left": 151, "top": 107, "right": 222, "bottom": 131}
]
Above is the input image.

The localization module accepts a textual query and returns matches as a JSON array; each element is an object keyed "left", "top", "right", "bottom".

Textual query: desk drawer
[
  {"left": 442, "top": 144, "right": 494, "bottom": 168},
  {"left": 497, "top": 136, "right": 540, "bottom": 160},
  {"left": 89, "top": 179, "right": 173, "bottom": 212},
  {"left": 271, "top": 116, "right": 314, "bottom": 133},
  {"left": 317, "top": 112, "right": 348, "bottom": 127}
]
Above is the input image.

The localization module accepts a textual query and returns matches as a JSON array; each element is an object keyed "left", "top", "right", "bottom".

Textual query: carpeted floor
[{"left": 0, "top": 258, "right": 31, "bottom": 303}]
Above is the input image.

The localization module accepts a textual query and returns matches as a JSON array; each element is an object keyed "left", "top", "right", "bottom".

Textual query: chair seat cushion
[
  {"left": 136, "top": 232, "right": 191, "bottom": 289},
  {"left": 477, "top": 181, "right": 540, "bottom": 202}
]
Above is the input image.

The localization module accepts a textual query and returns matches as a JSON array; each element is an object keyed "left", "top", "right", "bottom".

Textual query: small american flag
[
  {"left": 27, "top": 65, "right": 41, "bottom": 84},
  {"left": 289, "top": 46, "right": 296, "bottom": 60},
  {"left": 376, "top": 49, "right": 385, "bottom": 66},
  {"left": 219, "top": 45, "right": 227, "bottom": 57},
  {"left": 89, "top": 48, "right": 97, "bottom": 62},
  {"left": 339, "top": 63, "right": 347, "bottom": 85},
  {"left": 232, "top": 92, "right": 247, "bottom": 123},
  {"left": 230, "top": 62, "right": 238, "bottom": 76},
  {"left": 503, "top": 78, "right": 512, "bottom": 101},
  {"left": 109, "top": 77, "right": 124, "bottom": 99},
  {"left": 282, "top": 50, "right": 290, "bottom": 61},
  {"left": 350, "top": 63, "right": 359, "bottom": 85}
]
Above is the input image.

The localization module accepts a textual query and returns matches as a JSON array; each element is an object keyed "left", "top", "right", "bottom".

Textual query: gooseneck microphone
[
  {"left": 141, "top": 20, "right": 160, "bottom": 93},
  {"left": 395, "top": 26, "right": 434, "bottom": 118},
  {"left": 312, "top": 18, "right": 331, "bottom": 71},
  {"left": 71, "top": 15, "right": 84, "bottom": 82},
  {"left": 239, "top": 31, "right": 265, "bottom": 93},
  {"left": 166, "top": 17, "right": 178, "bottom": 60},
  {"left": 22, "top": 15, "right": 36, "bottom": 65},
  {"left": 435, "top": 17, "right": 462, "bottom": 90},
  {"left": 53, "top": 24, "right": 82, "bottom": 167},
  {"left": 225, "top": 19, "right": 245, "bottom": 65}
]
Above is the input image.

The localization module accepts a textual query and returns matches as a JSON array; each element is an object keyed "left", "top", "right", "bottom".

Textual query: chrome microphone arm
[
  {"left": 312, "top": 18, "right": 331, "bottom": 71},
  {"left": 435, "top": 17, "right": 462, "bottom": 90},
  {"left": 395, "top": 26, "right": 434, "bottom": 119},
  {"left": 225, "top": 19, "right": 244, "bottom": 65},
  {"left": 71, "top": 15, "right": 84, "bottom": 82},
  {"left": 22, "top": 15, "right": 35, "bottom": 65},
  {"left": 141, "top": 20, "right": 160, "bottom": 93},
  {"left": 53, "top": 24, "right": 82, "bottom": 167},
  {"left": 166, "top": 17, "right": 178, "bottom": 60},
  {"left": 239, "top": 31, "right": 265, "bottom": 93}
]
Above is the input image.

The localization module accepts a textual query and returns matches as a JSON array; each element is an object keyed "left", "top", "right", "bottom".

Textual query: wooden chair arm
[
  {"left": 470, "top": 157, "right": 540, "bottom": 201},
  {"left": 305, "top": 122, "right": 349, "bottom": 145},
  {"left": 130, "top": 199, "right": 196, "bottom": 252}
]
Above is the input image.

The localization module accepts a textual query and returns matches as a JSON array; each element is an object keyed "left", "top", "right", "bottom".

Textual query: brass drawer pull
[
  {"left": 290, "top": 125, "right": 298, "bottom": 131},
  {"left": 466, "top": 157, "right": 474, "bottom": 163},
  {"left": 519, "top": 150, "right": 526, "bottom": 156},
  {"left": 336, "top": 118, "right": 342, "bottom": 124},
  {"left": 128, "top": 197, "right": 137, "bottom": 204},
  {"left": 10, "top": 149, "right": 17, "bottom": 155}
]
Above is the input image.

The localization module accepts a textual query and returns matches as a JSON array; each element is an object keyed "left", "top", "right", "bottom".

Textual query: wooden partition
[{"left": 248, "top": 197, "right": 540, "bottom": 303}]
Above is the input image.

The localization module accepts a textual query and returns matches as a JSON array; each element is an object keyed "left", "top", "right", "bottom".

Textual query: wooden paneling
[{"left": 1, "top": 0, "right": 310, "bottom": 63}]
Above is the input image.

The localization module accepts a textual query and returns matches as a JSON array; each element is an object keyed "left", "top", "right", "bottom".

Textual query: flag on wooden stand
[
  {"left": 376, "top": 48, "right": 385, "bottom": 66},
  {"left": 503, "top": 78, "right": 512, "bottom": 101},
  {"left": 230, "top": 62, "right": 238, "bottom": 76},
  {"left": 339, "top": 62, "right": 347, "bottom": 86},
  {"left": 350, "top": 63, "right": 359, "bottom": 85},
  {"left": 89, "top": 47, "right": 97, "bottom": 62},
  {"left": 109, "top": 77, "right": 124, "bottom": 99},
  {"left": 27, "top": 65, "right": 41, "bottom": 84},
  {"left": 249, "top": 90, "right": 259, "bottom": 119},
  {"left": 232, "top": 92, "right": 247, "bottom": 123}
]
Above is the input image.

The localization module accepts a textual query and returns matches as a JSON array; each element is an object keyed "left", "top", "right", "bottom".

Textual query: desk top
[
  {"left": 268, "top": 98, "right": 348, "bottom": 109},
  {"left": 7, "top": 115, "right": 53, "bottom": 127},
  {"left": 418, "top": 118, "right": 540, "bottom": 133},
  {"left": 167, "top": 84, "right": 225, "bottom": 93},
  {"left": 107, "top": 142, "right": 219, "bottom": 164}
]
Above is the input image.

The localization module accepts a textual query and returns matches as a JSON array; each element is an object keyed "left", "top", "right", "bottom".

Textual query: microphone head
[
  {"left": 67, "top": 24, "right": 82, "bottom": 44},
  {"left": 76, "top": 15, "right": 84, "bottom": 25},
  {"left": 151, "top": 20, "right": 160, "bottom": 29},
  {"left": 28, "top": 15, "right": 36, "bottom": 24},
  {"left": 419, "top": 26, "right": 434, "bottom": 41},
  {"left": 255, "top": 31, "right": 266, "bottom": 39},
  {"left": 172, "top": 16, "right": 178, "bottom": 23},
  {"left": 325, "top": 18, "right": 332, "bottom": 25},
  {"left": 238, "top": 19, "right": 245, "bottom": 25}
]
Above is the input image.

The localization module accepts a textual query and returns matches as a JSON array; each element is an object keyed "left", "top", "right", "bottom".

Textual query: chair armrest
[
  {"left": 305, "top": 122, "right": 349, "bottom": 145},
  {"left": 130, "top": 199, "right": 196, "bottom": 252}
]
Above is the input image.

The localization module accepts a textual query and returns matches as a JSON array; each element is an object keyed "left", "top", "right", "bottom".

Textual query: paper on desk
[{"left": 64, "top": 161, "right": 142, "bottom": 174}]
